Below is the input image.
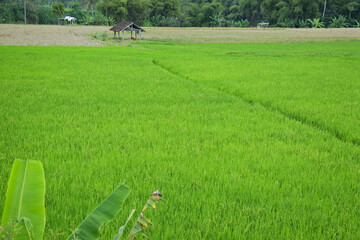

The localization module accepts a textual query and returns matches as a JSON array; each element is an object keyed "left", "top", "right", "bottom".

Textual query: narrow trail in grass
[{"left": 152, "top": 59, "right": 360, "bottom": 148}]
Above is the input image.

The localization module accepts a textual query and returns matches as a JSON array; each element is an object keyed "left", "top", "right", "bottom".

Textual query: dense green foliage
[
  {"left": 51, "top": 2, "right": 64, "bottom": 18},
  {"left": 1, "top": 0, "right": 360, "bottom": 27},
  {"left": 0, "top": 41, "right": 359, "bottom": 239},
  {"left": 0, "top": 1, "right": 110, "bottom": 25}
]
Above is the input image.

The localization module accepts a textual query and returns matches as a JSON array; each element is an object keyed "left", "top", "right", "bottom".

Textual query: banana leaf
[
  {"left": 68, "top": 184, "right": 131, "bottom": 240},
  {"left": 1, "top": 159, "right": 46, "bottom": 240},
  {"left": 113, "top": 209, "right": 135, "bottom": 240},
  {"left": 15, "top": 217, "right": 33, "bottom": 239}
]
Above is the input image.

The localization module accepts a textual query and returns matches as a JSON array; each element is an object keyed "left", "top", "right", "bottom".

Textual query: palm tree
[
  {"left": 323, "top": 0, "right": 327, "bottom": 18},
  {"left": 24, "top": 0, "right": 26, "bottom": 23}
]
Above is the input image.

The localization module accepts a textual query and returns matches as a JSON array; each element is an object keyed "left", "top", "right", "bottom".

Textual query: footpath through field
[{"left": 147, "top": 41, "right": 360, "bottom": 146}]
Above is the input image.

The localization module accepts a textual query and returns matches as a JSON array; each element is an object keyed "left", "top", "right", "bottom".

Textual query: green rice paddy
[{"left": 1, "top": 41, "right": 360, "bottom": 239}]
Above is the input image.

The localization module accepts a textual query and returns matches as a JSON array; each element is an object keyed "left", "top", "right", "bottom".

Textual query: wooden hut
[{"left": 110, "top": 21, "right": 145, "bottom": 40}]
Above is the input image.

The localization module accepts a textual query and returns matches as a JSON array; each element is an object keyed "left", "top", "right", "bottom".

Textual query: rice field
[
  {"left": 0, "top": 35, "right": 360, "bottom": 239},
  {"left": 1, "top": 24, "right": 360, "bottom": 46}
]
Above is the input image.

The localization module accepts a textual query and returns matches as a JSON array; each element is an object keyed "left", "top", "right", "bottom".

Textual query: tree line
[{"left": 1, "top": 0, "right": 360, "bottom": 27}]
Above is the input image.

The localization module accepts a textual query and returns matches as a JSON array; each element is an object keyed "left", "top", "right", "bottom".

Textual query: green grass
[
  {"left": 0, "top": 42, "right": 359, "bottom": 239},
  {"left": 145, "top": 41, "right": 360, "bottom": 145}
]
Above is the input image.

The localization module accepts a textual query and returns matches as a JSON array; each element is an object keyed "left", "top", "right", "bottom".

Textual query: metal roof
[{"left": 109, "top": 21, "right": 145, "bottom": 32}]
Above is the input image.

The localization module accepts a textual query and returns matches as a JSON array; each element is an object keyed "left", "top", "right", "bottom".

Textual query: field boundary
[
  {"left": 1, "top": 25, "right": 360, "bottom": 46},
  {"left": 152, "top": 59, "right": 360, "bottom": 147}
]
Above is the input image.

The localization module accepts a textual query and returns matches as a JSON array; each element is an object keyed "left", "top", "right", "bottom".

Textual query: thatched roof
[{"left": 109, "top": 21, "right": 145, "bottom": 32}]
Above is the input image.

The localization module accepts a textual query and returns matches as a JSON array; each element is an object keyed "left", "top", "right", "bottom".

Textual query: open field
[
  {"left": 147, "top": 41, "right": 360, "bottom": 145},
  {"left": 1, "top": 40, "right": 360, "bottom": 239},
  {"left": 1, "top": 24, "right": 360, "bottom": 239},
  {"left": 1, "top": 24, "right": 360, "bottom": 46},
  {"left": 141, "top": 27, "right": 360, "bottom": 43}
]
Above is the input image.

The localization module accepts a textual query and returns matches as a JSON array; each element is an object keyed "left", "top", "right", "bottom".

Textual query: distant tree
[
  {"left": 37, "top": 6, "right": 57, "bottom": 24},
  {"left": 2, "top": 0, "right": 360, "bottom": 27},
  {"left": 210, "top": 11, "right": 224, "bottom": 26},
  {"left": 227, "top": 4, "right": 241, "bottom": 21},
  {"left": 51, "top": 2, "right": 64, "bottom": 18},
  {"left": 150, "top": 0, "right": 180, "bottom": 18},
  {"left": 127, "top": 0, "right": 151, "bottom": 22},
  {"left": 18, "top": 0, "right": 39, "bottom": 23},
  {"left": 200, "top": 1, "right": 224, "bottom": 26},
  {"left": 345, "top": 1, "right": 359, "bottom": 18},
  {"left": 68, "top": 2, "right": 86, "bottom": 22},
  {"left": 86, "top": 0, "right": 100, "bottom": 15},
  {"left": 237, "top": 0, "right": 263, "bottom": 24},
  {"left": 261, "top": 0, "right": 321, "bottom": 25},
  {"left": 96, "top": 0, "right": 127, "bottom": 22},
  {"left": 184, "top": 3, "right": 202, "bottom": 26},
  {"left": 260, "top": 0, "right": 281, "bottom": 24},
  {"left": 24, "top": 0, "right": 26, "bottom": 23},
  {"left": 22, "top": 0, "right": 41, "bottom": 24}
]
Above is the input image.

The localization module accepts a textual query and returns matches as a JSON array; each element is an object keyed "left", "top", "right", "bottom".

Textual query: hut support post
[
  {"left": 122, "top": 31, "right": 124, "bottom": 40},
  {"left": 114, "top": 31, "right": 116, "bottom": 38},
  {"left": 131, "top": 31, "right": 133, "bottom": 38},
  {"left": 139, "top": 30, "right": 142, "bottom": 40}
]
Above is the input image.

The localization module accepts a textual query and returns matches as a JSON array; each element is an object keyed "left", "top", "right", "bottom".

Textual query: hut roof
[{"left": 109, "top": 21, "right": 145, "bottom": 32}]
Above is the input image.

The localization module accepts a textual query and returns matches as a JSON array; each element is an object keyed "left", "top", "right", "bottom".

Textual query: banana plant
[
  {"left": 329, "top": 16, "right": 348, "bottom": 28},
  {"left": 1, "top": 160, "right": 164, "bottom": 240},
  {"left": 0, "top": 159, "right": 46, "bottom": 240},
  {"left": 0, "top": 159, "right": 131, "bottom": 240},
  {"left": 113, "top": 209, "right": 135, "bottom": 240},
  {"left": 68, "top": 184, "right": 131, "bottom": 240},
  {"left": 126, "top": 190, "right": 164, "bottom": 240},
  {"left": 307, "top": 18, "right": 324, "bottom": 28}
]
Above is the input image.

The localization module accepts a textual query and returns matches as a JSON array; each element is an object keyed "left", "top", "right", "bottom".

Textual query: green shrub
[
  {"left": 276, "top": 18, "right": 296, "bottom": 28},
  {"left": 143, "top": 18, "right": 153, "bottom": 27},
  {"left": 329, "top": 15, "right": 349, "bottom": 28},
  {"left": 233, "top": 19, "right": 249, "bottom": 28},
  {"left": 0, "top": 6, "right": 12, "bottom": 23},
  {"left": 347, "top": 18, "right": 360, "bottom": 27},
  {"left": 298, "top": 19, "right": 309, "bottom": 28},
  {"left": 307, "top": 18, "right": 324, "bottom": 28}
]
